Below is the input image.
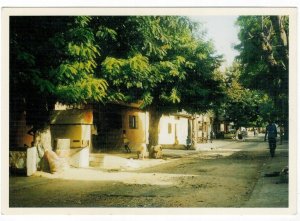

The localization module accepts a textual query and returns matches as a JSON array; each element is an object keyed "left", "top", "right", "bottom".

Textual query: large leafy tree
[
  {"left": 10, "top": 16, "right": 109, "bottom": 104},
  {"left": 10, "top": 16, "right": 224, "bottom": 147},
  {"left": 235, "top": 16, "right": 289, "bottom": 138},
  {"left": 10, "top": 16, "right": 108, "bottom": 144},
  {"left": 98, "top": 16, "right": 224, "bottom": 147}
]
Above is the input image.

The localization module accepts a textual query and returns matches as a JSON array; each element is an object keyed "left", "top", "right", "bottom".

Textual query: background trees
[
  {"left": 235, "top": 16, "right": 289, "bottom": 138},
  {"left": 220, "top": 62, "right": 273, "bottom": 129}
]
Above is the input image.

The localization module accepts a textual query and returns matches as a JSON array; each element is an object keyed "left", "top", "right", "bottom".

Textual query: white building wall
[
  {"left": 158, "top": 115, "right": 174, "bottom": 145},
  {"left": 177, "top": 117, "right": 188, "bottom": 145},
  {"left": 158, "top": 115, "right": 188, "bottom": 146}
]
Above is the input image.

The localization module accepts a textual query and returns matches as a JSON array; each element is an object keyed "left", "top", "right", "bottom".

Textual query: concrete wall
[{"left": 51, "top": 125, "right": 91, "bottom": 149}]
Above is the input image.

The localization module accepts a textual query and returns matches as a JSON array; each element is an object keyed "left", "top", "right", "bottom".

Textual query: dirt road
[{"left": 9, "top": 140, "right": 288, "bottom": 208}]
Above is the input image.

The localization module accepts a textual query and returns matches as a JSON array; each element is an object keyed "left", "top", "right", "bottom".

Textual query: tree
[
  {"left": 10, "top": 16, "right": 108, "bottom": 142},
  {"left": 10, "top": 16, "right": 224, "bottom": 148},
  {"left": 99, "top": 16, "right": 224, "bottom": 147},
  {"left": 235, "top": 16, "right": 289, "bottom": 138},
  {"left": 221, "top": 62, "right": 272, "bottom": 129}
]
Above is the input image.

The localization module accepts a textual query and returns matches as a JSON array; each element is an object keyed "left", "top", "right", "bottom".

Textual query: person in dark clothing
[
  {"left": 186, "top": 136, "right": 192, "bottom": 149},
  {"left": 264, "top": 121, "right": 278, "bottom": 157}
]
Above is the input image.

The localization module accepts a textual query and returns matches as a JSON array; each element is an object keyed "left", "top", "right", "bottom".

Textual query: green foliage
[
  {"left": 56, "top": 76, "right": 108, "bottom": 104},
  {"left": 10, "top": 16, "right": 108, "bottom": 127},
  {"left": 102, "top": 54, "right": 152, "bottom": 90},
  {"left": 10, "top": 15, "right": 224, "bottom": 131},
  {"left": 219, "top": 62, "right": 271, "bottom": 128},
  {"left": 235, "top": 15, "right": 289, "bottom": 127},
  {"left": 99, "top": 16, "right": 223, "bottom": 114},
  {"left": 50, "top": 16, "right": 106, "bottom": 103}
]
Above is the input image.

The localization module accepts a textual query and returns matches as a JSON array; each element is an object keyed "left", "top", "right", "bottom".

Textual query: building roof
[{"left": 50, "top": 109, "right": 93, "bottom": 125}]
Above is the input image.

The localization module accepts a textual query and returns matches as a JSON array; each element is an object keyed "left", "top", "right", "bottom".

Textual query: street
[{"left": 9, "top": 138, "right": 288, "bottom": 208}]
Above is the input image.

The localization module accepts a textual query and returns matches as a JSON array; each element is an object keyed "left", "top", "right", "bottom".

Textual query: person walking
[{"left": 264, "top": 121, "right": 278, "bottom": 157}]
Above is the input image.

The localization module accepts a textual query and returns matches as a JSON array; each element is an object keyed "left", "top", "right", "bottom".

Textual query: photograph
[{"left": 1, "top": 7, "right": 297, "bottom": 215}]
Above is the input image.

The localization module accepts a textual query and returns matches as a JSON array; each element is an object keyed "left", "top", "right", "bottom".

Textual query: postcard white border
[{"left": 1, "top": 7, "right": 298, "bottom": 216}]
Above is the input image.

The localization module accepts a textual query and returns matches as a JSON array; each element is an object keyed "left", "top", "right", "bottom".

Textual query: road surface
[{"left": 9, "top": 139, "right": 288, "bottom": 208}]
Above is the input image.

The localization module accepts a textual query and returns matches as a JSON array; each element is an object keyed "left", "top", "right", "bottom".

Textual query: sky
[{"left": 191, "top": 16, "right": 240, "bottom": 69}]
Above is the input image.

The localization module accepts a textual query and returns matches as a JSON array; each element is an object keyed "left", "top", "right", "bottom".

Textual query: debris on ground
[{"left": 279, "top": 166, "right": 288, "bottom": 183}]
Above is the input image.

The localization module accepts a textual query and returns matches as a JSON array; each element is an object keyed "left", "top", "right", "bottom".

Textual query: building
[
  {"left": 158, "top": 111, "right": 214, "bottom": 149},
  {"left": 191, "top": 113, "right": 214, "bottom": 144},
  {"left": 92, "top": 102, "right": 149, "bottom": 152},
  {"left": 9, "top": 99, "right": 217, "bottom": 174},
  {"left": 158, "top": 112, "right": 191, "bottom": 149}
]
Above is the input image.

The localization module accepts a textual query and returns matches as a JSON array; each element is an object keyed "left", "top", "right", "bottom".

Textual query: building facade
[{"left": 92, "top": 103, "right": 149, "bottom": 152}]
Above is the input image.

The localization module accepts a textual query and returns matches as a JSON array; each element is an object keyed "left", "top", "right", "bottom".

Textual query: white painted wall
[
  {"left": 158, "top": 115, "right": 188, "bottom": 145},
  {"left": 177, "top": 117, "right": 189, "bottom": 144}
]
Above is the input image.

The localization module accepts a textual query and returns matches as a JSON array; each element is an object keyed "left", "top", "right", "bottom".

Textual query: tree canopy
[
  {"left": 10, "top": 16, "right": 108, "bottom": 128},
  {"left": 10, "top": 16, "right": 224, "bottom": 145},
  {"left": 97, "top": 16, "right": 224, "bottom": 113}
]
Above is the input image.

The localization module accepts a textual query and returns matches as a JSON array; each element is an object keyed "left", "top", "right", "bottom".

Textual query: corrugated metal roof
[{"left": 50, "top": 109, "right": 93, "bottom": 125}]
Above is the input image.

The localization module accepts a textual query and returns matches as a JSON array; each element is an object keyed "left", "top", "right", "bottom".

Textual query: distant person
[
  {"left": 122, "top": 130, "right": 131, "bottom": 153},
  {"left": 236, "top": 128, "right": 244, "bottom": 141},
  {"left": 186, "top": 136, "right": 192, "bottom": 149},
  {"left": 264, "top": 121, "right": 278, "bottom": 157},
  {"left": 210, "top": 130, "right": 215, "bottom": 143}
]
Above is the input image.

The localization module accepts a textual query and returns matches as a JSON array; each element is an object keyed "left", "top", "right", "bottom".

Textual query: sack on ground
[
  {"left": 149, "top": 145, "right": 163, "bottom": 159},
  {"left": 44, "top": 150, "right": 68, "bottom": 173}
]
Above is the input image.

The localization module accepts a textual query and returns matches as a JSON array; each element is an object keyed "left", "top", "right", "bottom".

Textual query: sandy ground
[{"left": 9, "top": 138, "right": 288, "bottom": 208}]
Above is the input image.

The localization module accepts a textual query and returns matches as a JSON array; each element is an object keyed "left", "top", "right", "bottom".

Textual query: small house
[
  {"left": 92, "top": 103, "right": 149, "bottom": 152},
  {"left": 158, "top": 112, "right": 192, "bottom": 149},
  {"left": 50, "top": 109, "right": 93, "bottom": 167}
]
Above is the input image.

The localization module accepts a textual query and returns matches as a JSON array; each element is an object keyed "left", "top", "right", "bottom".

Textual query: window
[
  {"left": 129, "top": 115, "right": 138, "bottom": 129},
  {"left": 168, "top": 123, "right": 172, "bottom": 134}
]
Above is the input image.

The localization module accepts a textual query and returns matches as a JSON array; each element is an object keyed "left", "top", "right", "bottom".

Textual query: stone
[{"left": 26, "top": 146, "right": 37, "bottom": 176}]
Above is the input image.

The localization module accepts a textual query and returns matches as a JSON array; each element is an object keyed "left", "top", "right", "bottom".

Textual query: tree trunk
[
  {"left": 148, "top": 107, "right": 163, "bottom": 149},
  {"left": 270, "top": 16, "right": 289, "bottom": 65}
]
